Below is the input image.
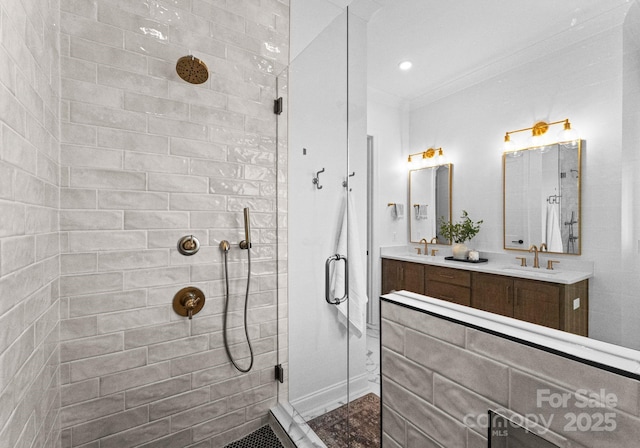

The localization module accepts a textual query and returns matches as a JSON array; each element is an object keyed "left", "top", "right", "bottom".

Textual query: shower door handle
[{"left": 325, "top": 254, "right": 348, "bottom": 305}]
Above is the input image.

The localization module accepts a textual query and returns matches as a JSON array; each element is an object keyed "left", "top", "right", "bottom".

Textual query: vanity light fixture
[
  {"left": 407, "top": 147, "right": 444, "bottom": 166},
  {"left": 504, "top": 119, "right": 577, "bottom": 150}
]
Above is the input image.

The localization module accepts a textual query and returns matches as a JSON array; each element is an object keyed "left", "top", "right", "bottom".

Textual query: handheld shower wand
[
  {"left": 220, "top": 207, "right": 254, "bottom": 372},
  {"left": 239, "top": 207, "right": 251, "bottom": 249}
]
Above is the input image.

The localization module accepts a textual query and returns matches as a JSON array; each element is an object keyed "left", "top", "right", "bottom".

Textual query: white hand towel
[
  {"left": 331, "top": 194, "right": 368, "bottom": 338},
  {"left": 416, "top": 205, "right": 428, "bottom": 220},
  {"left": 392, "top": 203, "right": 404, "bottom": 220},
  {"left": 545, "top": 203, "right": 563, "bottom": 252}
]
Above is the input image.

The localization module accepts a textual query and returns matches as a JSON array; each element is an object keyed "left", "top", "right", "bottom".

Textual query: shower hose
[{"left": 222, "top": 245, "right": 254, "bottom": 373}]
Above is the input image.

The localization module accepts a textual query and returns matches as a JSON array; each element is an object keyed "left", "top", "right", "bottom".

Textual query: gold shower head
[{"left": 176, "top": 55, "right": 209, "bottom": 84}]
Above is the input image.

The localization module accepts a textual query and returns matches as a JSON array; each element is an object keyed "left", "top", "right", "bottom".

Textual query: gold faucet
[
  {"left": 528, "top": 244, "right": 540, "bottom": 268},
  {"left": 539, "top": 243, "right": 548, "bottom": 252},
  {"left": 419, "top": 237, "right": 438, "bottom": 255}
]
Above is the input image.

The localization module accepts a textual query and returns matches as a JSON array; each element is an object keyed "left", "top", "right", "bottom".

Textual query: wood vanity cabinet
[
  {"left": 381, "top": 259, "right": 424, "bottom": 295},
  {"left": 381, "top": 258, "right": 589, "bottom": 336}
]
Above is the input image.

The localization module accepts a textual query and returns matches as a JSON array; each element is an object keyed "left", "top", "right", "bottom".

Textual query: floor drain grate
[{"left": 223, "top": 425, "right": 285, "bottom": 448}]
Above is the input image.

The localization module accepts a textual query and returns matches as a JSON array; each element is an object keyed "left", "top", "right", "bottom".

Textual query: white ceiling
[
  {"left": 291, "top": 0, "right": 632, "bottom": 106},
  {"left": 367, "top": 0, "right": 630, "bottom": 104}
]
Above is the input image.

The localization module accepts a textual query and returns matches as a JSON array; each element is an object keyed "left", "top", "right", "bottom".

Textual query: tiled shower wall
[
  {"left": 58, "top": 1, "right": 288, "bottom": 447},
  {"left": 0, "top": 0, "right": 62, "bottom": 446}
]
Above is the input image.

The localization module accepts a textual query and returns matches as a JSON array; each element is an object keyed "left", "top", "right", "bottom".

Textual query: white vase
[{"left": 452, "top": 243, "right": 469, "bottom": 260}]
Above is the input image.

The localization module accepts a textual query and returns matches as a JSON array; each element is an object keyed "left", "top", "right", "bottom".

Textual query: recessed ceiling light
[{"left": 398, "top": 61, "right": 413, "bottom": 71}]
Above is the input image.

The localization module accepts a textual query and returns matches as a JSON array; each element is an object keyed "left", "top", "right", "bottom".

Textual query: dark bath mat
[
  {"left": 307, "top": 393, "right": 381, "bottom": 448},
  {"left": 223, "top": 425, "right": 285, "bottom": 448}
]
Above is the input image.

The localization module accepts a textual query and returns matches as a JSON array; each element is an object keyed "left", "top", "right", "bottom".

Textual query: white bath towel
[
  {"left": 331, "top": 194, "right": 368, "bottom": 338},
  {"left": 391, "top": 203, "right": 404, "bottom": 219},
  {"left": 545, "top": 203, "right": 563, "bottom": 252}
]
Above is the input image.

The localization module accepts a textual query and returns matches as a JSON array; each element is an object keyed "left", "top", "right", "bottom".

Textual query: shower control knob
[
  {"left": 177, "top": 235, "right": 200, "bottom": 256},
  {"left": 173, "top": 287, "right": 205, "bottom": 319}
]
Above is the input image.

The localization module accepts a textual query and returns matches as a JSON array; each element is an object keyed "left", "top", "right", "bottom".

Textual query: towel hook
[
  {"left": 342, "top": 172, "right": 355, "bottom": 190},
  {"left": 312, "top": 168, "right": 325, "bottom": 190}
]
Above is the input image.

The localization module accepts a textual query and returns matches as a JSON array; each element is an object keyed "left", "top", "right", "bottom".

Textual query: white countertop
[
  {"left": 382, "top": 291, "right": 640, "bottom": 377},
  {"left": 380, "top": 246, "right": 593, "bottom": 285}
]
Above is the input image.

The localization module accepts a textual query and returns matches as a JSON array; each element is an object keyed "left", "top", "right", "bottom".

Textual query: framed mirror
[
  {"left": 503, "top": 140, "right": 582, "bottom": 254},
  {"left": 409, "top": 164, "right": 452, "bottom": 244}
]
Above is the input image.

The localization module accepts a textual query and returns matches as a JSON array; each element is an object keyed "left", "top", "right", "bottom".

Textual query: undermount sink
[{"left": 500, "top": 266, "right": 559, "bottom": 276}]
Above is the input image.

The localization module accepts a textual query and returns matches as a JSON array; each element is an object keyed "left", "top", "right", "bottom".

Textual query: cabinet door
[
  {"left": 381, "top": 259, "right": 402, "bottom": 294},
  {"left": 471, "top": 273, "right": 513, "bottom": 317},
  {"left": 403, "top": 262, "right": 425, "bottom": 294},
  {"left": 381, "top": 259, "right": 424, "bottom": 295},
  {"left": 513, "top": 279, "right": 560, "bottom": 329}
]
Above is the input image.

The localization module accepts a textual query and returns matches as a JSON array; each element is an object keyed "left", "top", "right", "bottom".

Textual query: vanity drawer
[
  {"left": 426, "top": 266, "right": 471, "bottom": 287},
  {"left": 425, "top": 281, "right": 471, "bottom": 306}
]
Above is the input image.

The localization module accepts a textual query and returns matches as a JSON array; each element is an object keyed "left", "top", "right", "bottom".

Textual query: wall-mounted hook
[
  {"left": 342, "top": 172, "right": 355, "bottom": 190},
  {"left": 312, "top": 168, "right": 325, "bottom": 189}
]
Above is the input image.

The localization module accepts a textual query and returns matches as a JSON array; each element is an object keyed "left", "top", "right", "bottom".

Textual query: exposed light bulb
[
  {"left": 398, "top": 61, "right": 413, "bottom": 71},
  {"left": 557, "top": 119, "right": 579, "bottom": 142}
]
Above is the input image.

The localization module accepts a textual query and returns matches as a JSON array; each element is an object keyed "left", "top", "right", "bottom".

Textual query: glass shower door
[{"left": 281, "top": 5, "right": 372, "bottom": 447}]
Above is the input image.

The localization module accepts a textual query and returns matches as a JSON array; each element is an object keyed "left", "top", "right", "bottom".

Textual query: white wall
[
  {"left": 401, "top": 10, "right": 638, "bottom": 348},
  {"left": 366, "top": 94, "right": 409, "bottom": 324}
]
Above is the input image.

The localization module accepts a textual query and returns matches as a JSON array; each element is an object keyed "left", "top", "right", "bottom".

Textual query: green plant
[{"left": 439, "top": 210, "right": 483, "bottom": 244}]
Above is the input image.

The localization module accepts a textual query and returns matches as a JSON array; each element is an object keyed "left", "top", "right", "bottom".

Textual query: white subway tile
[
  {"left": 123, "top": 152, "right": 188, "bottom": 174},
  {"left": 147, "top": 172, "right": 208, "bottom": 193},
  {"left": 69, "top": 167, "right": 146, "bottom": 190},
  {"left": 124, "top": 321, "right": 189, "bottom": 349},
  {"left": 123, "top": 30, "right": 185, "bottom": 62},
  {"left": 189, "top": 160, "right": 243, "bottom": 178},
  {"left": 2, "top": 125, "right": 37, "bottom": 175},
  {"left": 60, "top": 272, "right": 123, "bottom": 296},
  {"left": 70, "top": 36, "right": 147, "bottom": 74},
  {"left": 61, "top": 56, "right": 97, "bottom": 83},
  {"left": 61, "top": 0, "right": 98, "bottom": 19},
  {"left": 97, "top": 190, "right": 168, "bottom": 210},
  {"left": 60, "top": 333, "right": 124, "bottom": 362},
  {"left": 68, "top": 289, "right": 146, "bottom": 318},
  {"left": 15, "top": 75, "right": 44, "bottom": 124},
  {"left": 60, "top": 210, "right": 123, "bottom": 231},
  {"left": 61, "top": 144, "right": 123, "bottom": 170},
  {"left": 208, "top": 178, "right": 260, "bottom": 196},
  {"left": 0, "top": 235, "right": 35, "bottom": 276},
  {"left": 124, "top": 211, "right": 189, "bottom": 229},
  {"left": 148, "top": 116, "right": 207, "bottom": 140},
  {"left": 0, "top": 162, "right": 14, "bottom": 200},
  {"left": 67, "top": 230, "right": 146, "bottom": 252},
  {"left": 169, "top": 193, "right": 225, "bottom": 211},
  {"left": 61, "top": 188, "right": 97, "bottom": 209},
  {"left": 97, "top": 128, "right": 169, "bottom": 154},
  {"left": 169, "top": 137, "right": 226, "bottom": 160},
  {"left": 167, "top": 83, "right": 226, "bottom": 109},
  {"left": 192, "top": 0, "right": 245, "bottom": 32},
  {"left": 62, "top": 78, "right": 124, "bottom": 109},
  {"left": 14, "top": 171, "right": 45, "bottom": 206},
  {"left": 61, "top": 11, "right": 124, "bottom": 47},
  {"left": 69, "top": 348, "right": 147, "bottom": 382},
  {"left": 98, "top": 249, "right": 168, "bottom": 271},
  {"left": 35, "top": 232, "right": 59, "bottom": 261},
  {"left": 124, "top": 92, "right": 189, "bottom": 121},
  {"left": 148, "top": 335, "right": 209, "bottom": 363},
  {"left": 190, "top": 104, "right": 244, "bottom": 130},
  {"left": 169, "top": 26, "right": 226, "bottom": 60},
  {"left": 70, "top": 102, "right": 147, "bottom": 132},
  {"left": 122, "top": 266, "right": 190, "bottom": 289},
  {"left": 99, "top": 361, "right": 172, "bottom": 395},
  {"left": 36, "top": 152, "right": 59, "bottom": 185},
  {"left": 25, "top": 205, "right": 57, "bottom": 234},
  {"left": 60, "top": 253, "right": 98, "bottom": 274},
  {"left": 98, "top": 306, "right": 170, "bottom": 333},
  {"left": 210, "top": 75, "right": 260, "bottom": 101},
  {"left": 61, "top": 122, "right": 97, "bottom": 146},
  {"left": 97, "top": 3, "right": 169, "bottom": 39},
  {"left": 98, "top": 65, "right": 168, "bottom": 97}
]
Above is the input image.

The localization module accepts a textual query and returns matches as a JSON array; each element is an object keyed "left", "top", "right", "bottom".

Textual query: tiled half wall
[{"left": 380, "top": 299, "right": 640, "bottom": 448}]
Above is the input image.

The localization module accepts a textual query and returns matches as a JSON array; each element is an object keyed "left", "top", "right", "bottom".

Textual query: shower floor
[{"left": 223, "top": 425, "right": 285, "bottom": 448}]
